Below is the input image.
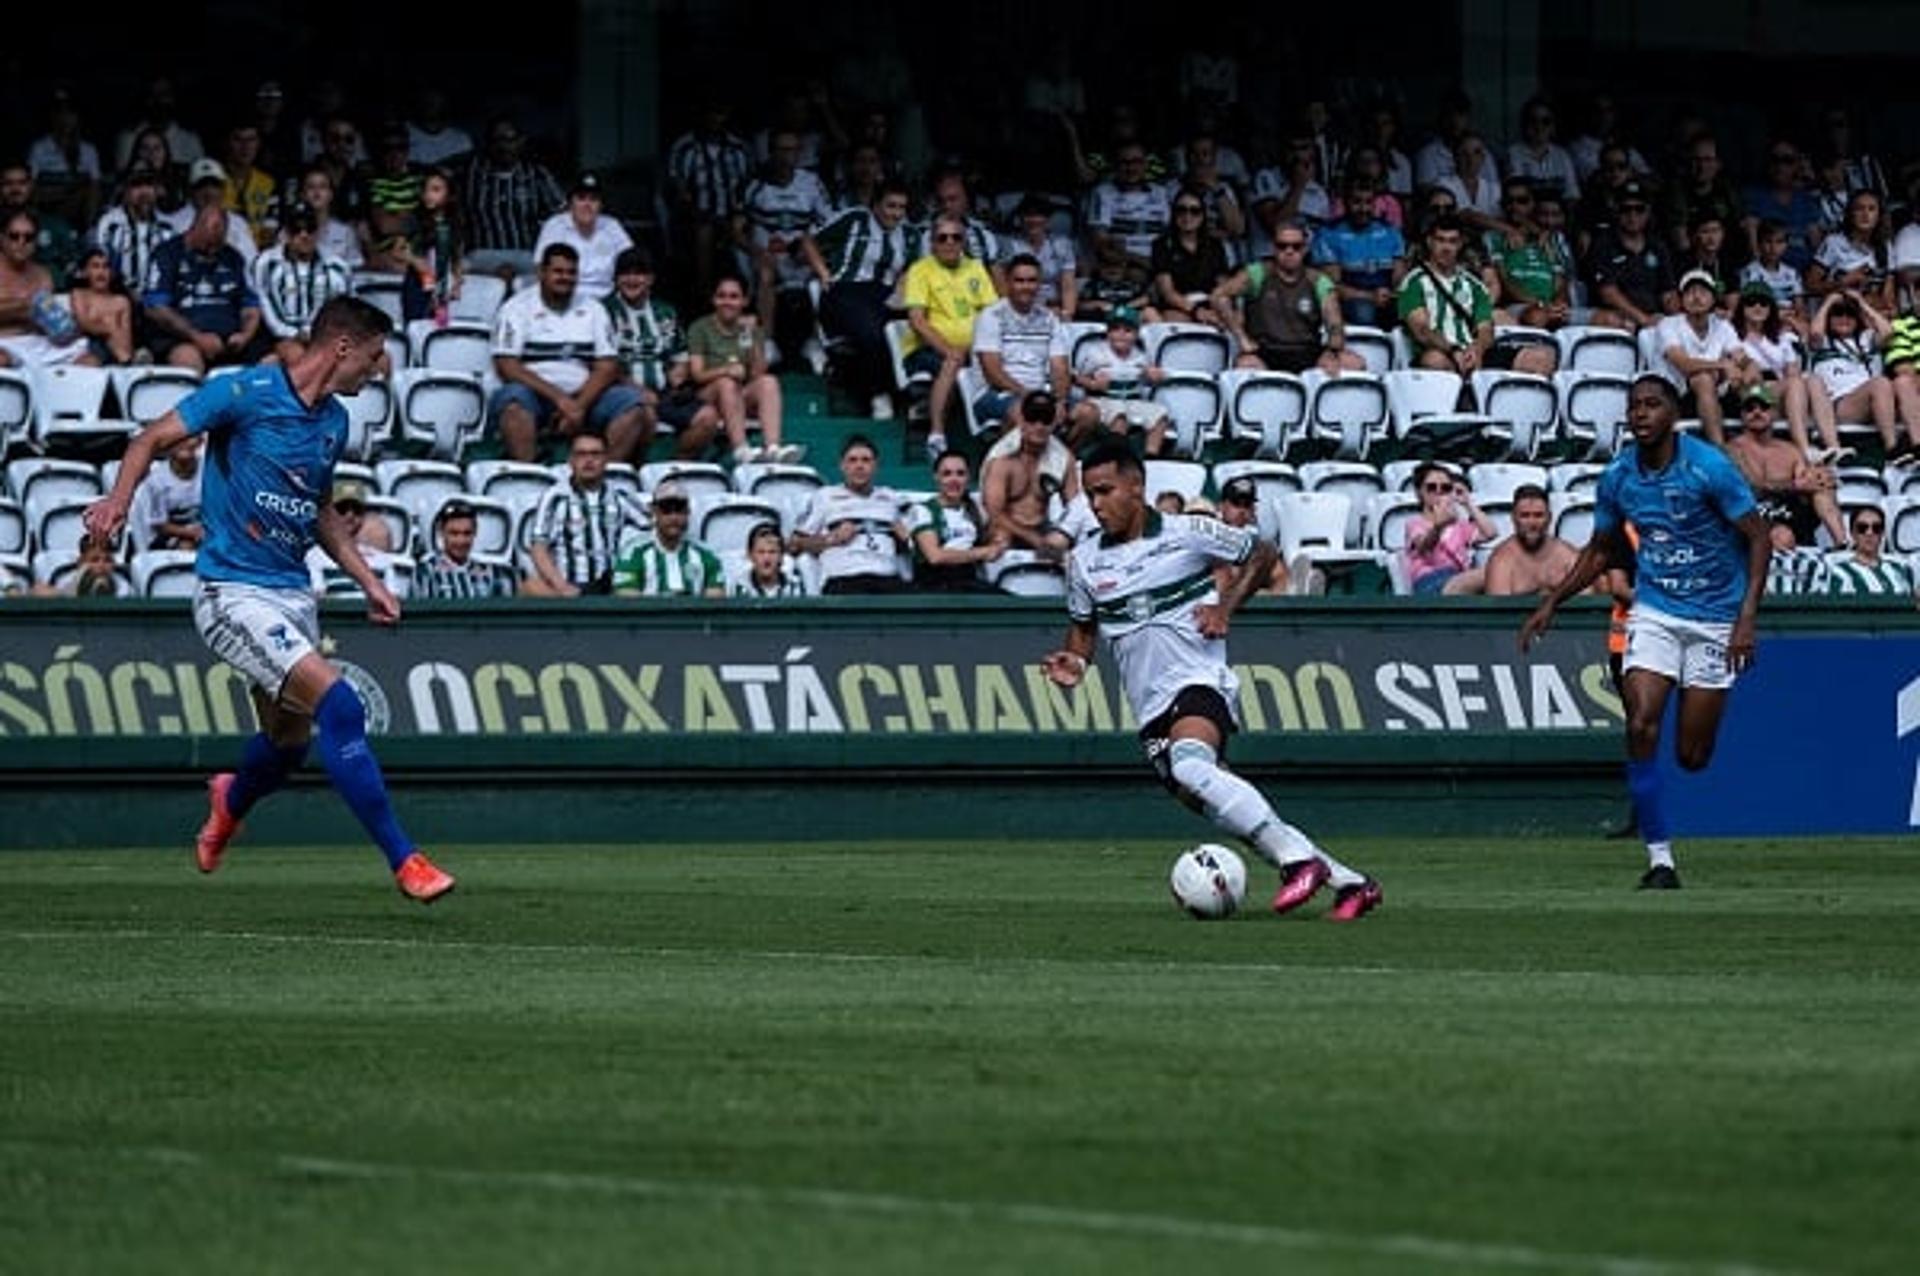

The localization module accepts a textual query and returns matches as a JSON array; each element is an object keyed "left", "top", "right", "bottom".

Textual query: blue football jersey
[
  {"left": 1593, "top": 434, "right": 1757, "bottom": 623},
  {"left": 176, "top": 367, "right": 348, "bottom": 590}
]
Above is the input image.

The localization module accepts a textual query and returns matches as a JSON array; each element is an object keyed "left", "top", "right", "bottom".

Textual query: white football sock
[
  {"left": 1646, "top": 841, "right": 1675, "bottom": 870},
  {"left": 1167, "top": 739, "right": 1365, "bottom": 885}
]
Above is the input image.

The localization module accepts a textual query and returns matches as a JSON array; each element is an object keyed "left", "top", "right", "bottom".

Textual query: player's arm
[
  {"left": 315, "top": 503, "right": 400, "bottom": 624},
  {"left": 1728, "top": 508, "right": 1771, "bottom": 672},
  {"left": 1519, "top": 527, "right": 1626, "bottom": 650},
  {"left": 85, "top": 413, "right": 190, "bottom": 542},
  {"left": 1042, "top": 618, "right": 1098, "bottom": 687}
]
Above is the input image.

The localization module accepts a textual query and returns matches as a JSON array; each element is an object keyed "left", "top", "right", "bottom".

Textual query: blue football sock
[
  {"left": 1625, "top": 757, "right": 1671, "bottom": 846},
  {"left": 314, "top": 681, "right": 415, "bottom": 871},
  {"left": 226, "top": 732, "right": 309, "bottom": 819}
]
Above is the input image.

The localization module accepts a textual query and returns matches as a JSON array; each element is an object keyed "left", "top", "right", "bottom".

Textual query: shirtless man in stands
[
  {"left": 1483, "top": 485, "right": 1580, "bottom": 596},
  {"left": 1724, "top": 382, "right": 1847, "bottom": 549},
  {"left": 982, "top": 389, "right": 1078, "bottom": 560}
]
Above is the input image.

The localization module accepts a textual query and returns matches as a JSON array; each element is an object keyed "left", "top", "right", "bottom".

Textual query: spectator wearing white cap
[
  {"left": 533, "top": 172, "right": 633, "bottom": 300},
  {"left": 165, "top": 158, "right": 259, "bottom": 265},
  {"left": 1655, "top": 268, "right": 1754, "bottom": 444},
  {"left": 612, "top": 480, "right": 725, "bottom": 598}
]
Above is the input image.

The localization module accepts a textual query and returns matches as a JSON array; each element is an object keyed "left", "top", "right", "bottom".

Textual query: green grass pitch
[{"left": 3, "top": 837, "right": 1916, "bottom": 1275}]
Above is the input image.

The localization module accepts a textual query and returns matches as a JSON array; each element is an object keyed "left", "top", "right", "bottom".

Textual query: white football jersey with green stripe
[{"left": 1067, "top": 512, "right": 1255, "bottom": 725}]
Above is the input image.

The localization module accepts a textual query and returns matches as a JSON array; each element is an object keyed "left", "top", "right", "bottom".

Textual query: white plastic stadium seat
[
  {"left": 6, "top": 457, "right": 102, "bottom": 509},
  {"left": 33, "top": 551, "right": 132, "bottom": 595},
  {"left": 1366, "top": 491, "right": 1421, "bottom": 552},
  {"left": 1306, "top": 372, "right": 1390, "bottom": 460},
  {"left": 1273, "top": 490, "right": 1383, "bottom": 578},
  {"left": 1556, "top": 371, "right": 1631, "bottom": 461},
  {"left": 1219, "top": 369, "right": 1309, "bottom": 460},
  {"left": 392, "top": 368, "right": 487, "bottom": 460},
  {"left": 1467, "top": 463, "right": 1549, "bottom": 505},
  {"left": 1548, "top": 462, "right": 1606, "bottom": 496},
  {"left": 1471, "top": 371, "right": 1557, "bottom": 461},
  {"left": 448, "top": 274, "right": 508, "bottom": 325},
  {"left": 1343, "top": 325, "right": 1396, "bottom": 375},
  {"left": 111, "top": 366, "right": 201, "bottom": 426},
  {"left": 130, "top": 548, "right": 200, "bottom": 597},
  {"left": 1556, "top": 325, "right": 1639, "bottom": 376},
  {"left": 408, "top": 319, "right": 494, "bottom": 378},
  {"left": 884, "top": 319, "right": 925, "bottom": 394},
  {"left": 1144, "top": 322, "right": 1233, "bottom": 375},
  {"left": 29, "top": 364, "right": 125, "bottom": 451},
  {"left": 1150, "top": 372, "right": 1222, "bottom": 457},
  {"left": 465, "top": 459, "right": 558, "bottom": 515},
  {"left": 351, "top": 271, "right": 406, "bottom": 326},
  {"left": 1384, "top": 369, "right": 1497, "bottom": 450},
  {"left": 1552, "top": 493, "right": 1596, "bottom": 546},
  {"left": 738, "top": 462, "right": 825, "bottom": 531},
  {"left": 696, "top": 495, "right": 785, "bottom": 551},
  {"left": 985, "top": 548, "right": 1066, "bottom": 596},
  {"left": 1064, "top": 321, "right": 1107, "bottom": 369},
  {"left": 638, "top": 460, "right": 730, "bottom": 500},
  {"left": 1298, "top": 461, "right": 1386, "bottom": 545},
  {"left": 1886, "top": 494, "right": 1920, "bottom": 555},
  {"left": 375, "top": 460, "right": 465, "bottom": 550},
  {"left": 336, "top": 378, "right": 393, "bottom": 460},
  {"left": 0, "top": 368, "right": 31, "bottom": 454},
  {"left": 1143, "top": 459, "right": 1207, "bottom": 509},
  {"left": 32, "top": 497, "right": 95, "bottom": 554},
  {"left": 0, "top": 497, "right": 27, "bottom": 575}
]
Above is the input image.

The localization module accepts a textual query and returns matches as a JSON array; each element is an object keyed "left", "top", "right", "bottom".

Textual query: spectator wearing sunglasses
[
  {"left": 900, "top": 215, "right": 998, "bottom": 448},
  {"left": 1150, "top": 187, "right": 1232, "bottom": 325},
  {"left": 1489, "top": 178, "right": 1569, "bottom": 330},
  {"left": 1824, "top": 509, "right": 1914, "bottom": 597},
  {"left": 612, "top": 481, "right": 725, "bottom": 598},
  {"left": 1724, "top": 383, "right": 1848, "bottom": 550},
  {"left": 1214, "top": 226, "right": 1361, "bottom": 375}
]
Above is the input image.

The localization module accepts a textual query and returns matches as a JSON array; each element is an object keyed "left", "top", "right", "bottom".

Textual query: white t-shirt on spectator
[
  {"left": 1075, "top": 340, "right": 1152, "bottom": 398},
  {"left": 1811, "top": 333, "right": 1878, "bottom": 399},
  {"left": 1413, "top": 138, "right": 1456, "bottom": 189},
  {"left": 1738, "top": 329, "right": 1801, "bottom": 379},
  {"left": 533, "top": 212, "right": 634, "bottom": 300},
  {"left": 1249, "top": 170, "right": 1331, "bottom": 257},
  {"left": 408, "top": 122, "right": 474, "bottom": 167},
  {"left": 1437, "top": 169, "right": 1504, "bottom": 220},
  {"left": 1739, "top": 260, "right": 1802, "bottom": 309},
  {"left": 491, "top": 285, "right": 617, "bottom": 395},
  {"left": 1505, "top": 143, "right": 1580, "bottom": 201},
  {"left": 28, "top": 136, "right": 101, "bottom": 183},
  {"left": 1086, "top": 181, "right": 1173, "bottom": 261},
  {"left": 972, "top": 299, "right": 1067, "bottom": 392},
  {"left": 1813, "top": 233, "right": 1885, "bottom": 281},
  {"left": 1892, "top": 224, "right": 1920, "bottom": 272},
  {"left": 1655, "top": 313, "right": 1742, "bottom": 384},
  {"left": 798, "top": 484, "right": 904, "bottom": 582}
]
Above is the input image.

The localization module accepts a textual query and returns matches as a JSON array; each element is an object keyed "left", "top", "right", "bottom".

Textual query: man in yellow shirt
[
  {"left": 901, "top": 214, "right": 997, "bottom": 446},
  {"left": 221, "top": 123, "right": 278, "bottom": 248}
]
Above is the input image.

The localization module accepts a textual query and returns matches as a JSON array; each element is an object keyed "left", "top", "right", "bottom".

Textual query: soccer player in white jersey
[
  {"left": 1044, "top": 442, "right": 1383, "bottom": 920},
  {"left": 83, "top": 296, "right": 454, "bottom": 904}
]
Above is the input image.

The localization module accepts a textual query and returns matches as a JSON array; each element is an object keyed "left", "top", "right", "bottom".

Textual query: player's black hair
[
  {"left": 1080, "top": 439, "right": 1143, "bottom": 480},
  {"left": 310, "top": 295, "right": 393, "bottom": 342},
  {"left": 1630, "top": 373, "right": 1681, "bottom": 410}
]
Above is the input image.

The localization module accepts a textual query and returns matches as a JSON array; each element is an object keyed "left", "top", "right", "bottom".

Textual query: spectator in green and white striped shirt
[
  {"left": 417, "top": 502, "right": 514, "bottom": 600},
  {"left": 730, "top": 521, "right": 808, "bottom": 598},
  {"left": 1823, "top": 507, "right": 1916, "bottom": 597},
  {"left": 612, "top": 481, "right": 724, "bottom": 597}
]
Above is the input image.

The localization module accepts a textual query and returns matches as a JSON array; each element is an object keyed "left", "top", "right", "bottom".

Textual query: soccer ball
[{"left": 1169, "top": 844, "right": 1247, "bottom": 919}]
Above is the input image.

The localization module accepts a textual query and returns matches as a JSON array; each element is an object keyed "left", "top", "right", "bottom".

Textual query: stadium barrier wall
[{"left": 0, "top": 598, "right": 1912, "bottom": 846}]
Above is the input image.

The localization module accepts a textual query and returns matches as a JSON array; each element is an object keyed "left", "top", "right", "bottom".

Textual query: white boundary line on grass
[
  {"left": 0, "top": 926, "right": 1647, "bottom": 980},
  {"left": 0, "top": 1139, "right": 1795, "bottom": 1276}
]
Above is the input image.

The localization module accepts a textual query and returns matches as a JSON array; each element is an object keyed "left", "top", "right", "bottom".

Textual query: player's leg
[
  {"left": 1673, "top": 687, "right": 1731, "bottom": 773},
  {"left": 196, "top": 687, "right": 312, "bottom": 873},
  {"left": 1620, "top": 664, "right": 1681, "bottom": 888},
  {"left": 279, "top": 653, "right": 454, "bottom": 902},
  {"left": 1156, "top": 700, "right": 1378, "bottom": 917}
]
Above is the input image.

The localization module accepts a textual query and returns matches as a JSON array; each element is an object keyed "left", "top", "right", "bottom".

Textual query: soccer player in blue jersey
[
  {"left": 85, "top": 296, "right": 455, "bottom": 903},
  {"left": 1520, "top": 374, "right": 1771, "bottom": 889}
]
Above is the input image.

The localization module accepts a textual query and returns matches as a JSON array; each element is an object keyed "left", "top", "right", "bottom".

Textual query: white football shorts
[
  {"left": 1623, "top": 604, "right": 1737, "bottom": 690},
  {"left": 192, "top": 580, "right": 321, "bottom": 698}
]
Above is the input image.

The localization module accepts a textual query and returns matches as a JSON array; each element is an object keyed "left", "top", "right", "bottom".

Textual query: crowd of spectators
[{"left": 2, "top": 72, "right": 1918, "bottom": 604}]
